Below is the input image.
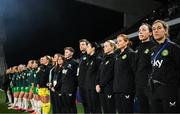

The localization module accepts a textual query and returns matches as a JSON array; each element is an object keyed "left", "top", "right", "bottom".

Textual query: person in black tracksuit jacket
[
  {"left": 50, "top": 54, "right": 64, "bottom": 113},
  {"left": 38, "top": 58, "right": 53, "bottom": 89},
  {"left": 149, "top": 20, "right": 180, "bottom": 113},
  {"left": 61, "top": 47, "right": 78, "bottom": 113},
  {"left": 37, "top": 56, "right": 53, "bottom": 114},
  {"left": 96, "top": 40, "right": 116, "bottom": 113},
  {"left": 86, "top": 41, "right": 102, "bottom": 113},
  {"left": 135, "top": 23, "right": 156, "bottom": 113},
  {"left": 113, "top": 34, "right": 135, "bottom": 113},
  {"left": 77, "top": 39, "right": 89, "bottom": 113},
  {"left": 48, "top": 53, "right": 61, "bottom": 113}
]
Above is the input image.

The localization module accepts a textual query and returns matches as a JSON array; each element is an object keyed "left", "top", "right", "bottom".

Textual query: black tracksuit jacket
[
  {"left": 86, "top": 54, "right": 102, "bottom": 90},
  {"left": 150, "top": 39, "right": 180, "bottom": 99},
  {"left": 61, "top": 58, "right": 78, "bottom": 93},
  {"left": 97, "top": 53, "right": 115, "bottom": 93},
  {"left": 38, "top": 64, "right": 53, "bottom": 88},
  {"left": 113, "top": 47, "right": 136, "bottom": 93},
  {"left": 78, "top": 53, "right": 89, "bottom": 87},
  {"left": 135, "top": 41, "right": 156, "bottom": 88}
]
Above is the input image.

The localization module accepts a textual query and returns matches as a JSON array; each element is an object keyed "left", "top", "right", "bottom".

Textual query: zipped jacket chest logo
[{"left": 152, "top": 59, "right": 163, "bottom": 68}]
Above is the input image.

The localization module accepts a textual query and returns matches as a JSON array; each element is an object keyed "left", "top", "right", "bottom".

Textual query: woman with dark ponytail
[
  {"left": 50, "top": 54, "right": 65, "bottom": 113},
  {"left": 86, "top": 41, "right": 102, "bottom": 113},
  {"left": 135, "top": 23, "right": 156, "bottom": 113}
]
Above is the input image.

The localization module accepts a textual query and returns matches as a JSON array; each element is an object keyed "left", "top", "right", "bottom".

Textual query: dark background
[{"left": 2, "top": 0, "right": 123, "bottom": 67}]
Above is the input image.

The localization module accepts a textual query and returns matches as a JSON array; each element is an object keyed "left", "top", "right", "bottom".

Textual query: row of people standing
[
  {"left": 78, "top": 35, "right": 136, "bottom": 113},
  {"left": 77, "top": 20, "right": 180, "bottom": 113},
  {"left": 4, "top": 51, "right": 78, "bottom": 114},
  {"left": 49, "top": 47, "right": 79, "bottom": 113},
  {"left": 4, "top": 19, "right": 180, "bottom": 113}
]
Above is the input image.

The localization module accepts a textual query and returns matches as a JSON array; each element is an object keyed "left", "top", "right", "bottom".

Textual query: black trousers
[
  {"left": 136, "top": 87, "right": 151, "bottom": 113},
  {"left": 61, "top": 92, "right": 77, "bottom": 113},
  {"left": 87, "top": 89, "right": 101, "bottom": 113},
  {"left": 100, "top": 92, "right": 115, "bottom": 113},
  {"left": 151, "top": 98, "right": 179, "bottom": 113},
  {"left": 114, "top": 93, "right": 134, "bottom": 113},
  {"left": 79, "top": 86, "right": 89, "bottom": 113},
  {"left": 50, "top": 91, "right": 62, "bottom": 113},
  {"left": 150, "top": 84, "right": 179, "bottom": 113}
]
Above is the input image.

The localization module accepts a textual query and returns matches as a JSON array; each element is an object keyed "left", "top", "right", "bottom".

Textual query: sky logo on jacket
[{"left": 152, "top": 59, "right": 163, "bottom": 68}]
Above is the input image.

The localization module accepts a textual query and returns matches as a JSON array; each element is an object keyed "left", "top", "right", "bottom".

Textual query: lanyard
[
  {"left": 79, "top": 56, "right": 83, "bottom": 65},
  {"left": 49, "top": 66, "right": 55, "bottom": 83},
  {"left": 152, "top": 40, "right": 169, "bottom": 61}
]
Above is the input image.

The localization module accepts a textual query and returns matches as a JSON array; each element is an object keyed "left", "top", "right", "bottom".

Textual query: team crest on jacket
[
  {"left": 161, "top": 49, "right": 168, "bottom": 56},
  {"left": 83, "top": 57, "right": 87, "bottom": 60},
  {"left": 90, "top": 61, "right": 93, "bottom": 65},
  {"left": 122, "top": 54, "right": 127, "bottom": 60},
  {"left": 62, "top": 69, "right": 68, "bottom": 75},
  {"left": 67, "top": 64, "right": 72, "bottom": 68},
  {"left": 27, "top": 73, "right": 30, "bottom": 76},
  {"left": 144, "top": 48, "right": 149, "bottom": 54}
]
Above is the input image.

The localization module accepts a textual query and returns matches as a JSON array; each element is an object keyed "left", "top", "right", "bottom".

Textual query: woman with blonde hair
[
  {"left": 113, "top": 34, "right": 135, "bottom": 113},
  {"left": 96, "top": 40, "right": 116, "bottom": 113}
]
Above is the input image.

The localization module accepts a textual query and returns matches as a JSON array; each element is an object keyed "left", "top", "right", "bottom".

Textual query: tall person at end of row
[{"left": 150, "top": 20, "right": 180, "bottom": 113}]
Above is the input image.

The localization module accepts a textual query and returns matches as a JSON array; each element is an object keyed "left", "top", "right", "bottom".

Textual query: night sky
[{"left": 2, "top": 0, "right": 123, "bottom": 67}]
